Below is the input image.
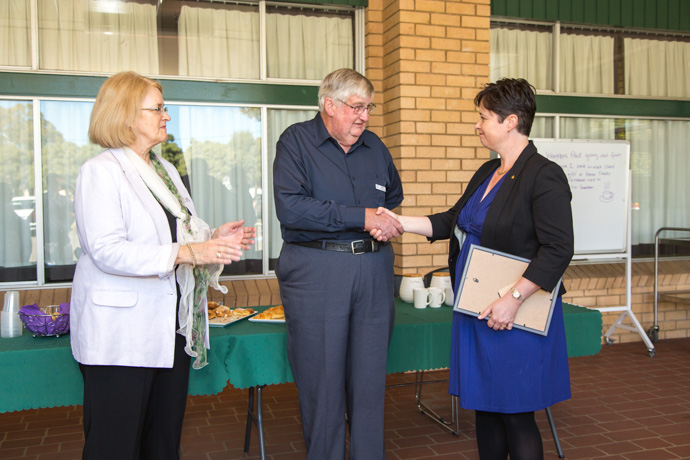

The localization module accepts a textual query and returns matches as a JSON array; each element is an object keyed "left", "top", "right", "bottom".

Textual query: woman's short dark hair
[{"left": 474, "top": 78, "right": 536, "bottom": 136}]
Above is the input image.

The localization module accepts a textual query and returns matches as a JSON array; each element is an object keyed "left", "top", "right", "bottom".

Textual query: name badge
[{"left": 375, "top": 184, "right": 386, "bottom": 192}]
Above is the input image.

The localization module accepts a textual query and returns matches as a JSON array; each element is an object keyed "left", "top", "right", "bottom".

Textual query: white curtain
[
  {"left": 624, "top": 38, "right": 690, "bottom": 97},
  {"left": 267, "top": 109, "right": 317, "bottom": 260},
  {"left": 560, "top": 33, "right": 614, "bottom": 94},
  {"left": 623, "top": 38, "right": 690, "bottom": 244},
  {"left": 38, "top": 0, "right": 158, "bottom": 73},
  {"left": 628, "top": 120, "right": 690, "bottom": 245},
  {"left": 560, "top": 117, "right": 617, "bottom": 141},
  {"left": 490, "top": 27, "right": 552, "bottom": 90},
  {"left": 178, "top": 5, "right": 259, "bottom": 79},
  {"left": 530, "top": 117, "right": 553, "bottom": 138},
  {"left": 0, "top": 0, "right": 30, "bottom": 67},
  {"left": 267, "top": 12, "right": 353, "bottom": 80}
]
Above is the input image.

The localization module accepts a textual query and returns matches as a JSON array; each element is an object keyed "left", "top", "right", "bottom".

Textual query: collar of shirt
[{"left": 312, "top": 113, "right": 371, "bottom": 154}]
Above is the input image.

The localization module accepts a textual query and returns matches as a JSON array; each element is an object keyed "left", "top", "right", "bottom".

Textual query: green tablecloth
[{"left": 0, "top": 300, "right": 601, "bottom": 413}]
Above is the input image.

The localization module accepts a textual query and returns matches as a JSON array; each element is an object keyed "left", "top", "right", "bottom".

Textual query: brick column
[{"left": 366, "top": 0, "right": 491, "bottom": 276}]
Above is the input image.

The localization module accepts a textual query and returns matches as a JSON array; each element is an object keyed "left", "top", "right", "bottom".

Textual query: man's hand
[{"left": 364, "top": 208, "right": 404, "bottom": 242}]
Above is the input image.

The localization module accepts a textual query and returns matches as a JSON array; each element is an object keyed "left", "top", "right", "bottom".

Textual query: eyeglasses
[
  {"left": 142, "top": 106, "right": 168, "bottom": 114},
  {"left": 337, "top": 99, "right": 376, "bottom": 115}
]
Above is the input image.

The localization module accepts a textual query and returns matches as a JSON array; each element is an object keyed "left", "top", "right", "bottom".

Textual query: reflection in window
[
  {"left": 267, "top": 109, "right": 318, "bottom": 268},
  {"left": 177, "top": 4, "right": 259, "bottom": 79},
  {"left": 490, "top": 23, "right": 553, "bottom": 90},
  {"left": 41, "top": 101, "right": 99, "bottom": 282},
  {"left": 38, "top": 0, "right": 159, "bottom": 73},
  {"left": 267, "top": 6, "right": 353, "bottom": 80},
  {"left": 166, "top": 105, "right": 262, "bottom": 275},
  {"left": 0, "top": 101, "right": 35, "bottom": 282},
  {"left": 0, "top": 0, "right": 31, "bottom": 67}
]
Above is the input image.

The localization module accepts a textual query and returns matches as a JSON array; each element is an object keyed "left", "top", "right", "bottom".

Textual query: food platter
[
  {"left": 209, "top": 312, "right": 258, "bottom": 327},
  {"left": 247, "top": 305, "right": 285, "bottom": 323}
]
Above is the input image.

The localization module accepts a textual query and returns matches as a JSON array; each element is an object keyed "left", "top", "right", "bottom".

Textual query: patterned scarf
[{"left": 123, "top": 147, "right": 226, "bottom": 369}]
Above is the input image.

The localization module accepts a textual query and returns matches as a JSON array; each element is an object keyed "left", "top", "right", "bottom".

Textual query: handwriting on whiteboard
[{"left": 541, "top": 150, "right": 623, "bottom": 201}]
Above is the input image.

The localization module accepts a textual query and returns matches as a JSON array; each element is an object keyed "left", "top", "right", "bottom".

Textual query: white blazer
[{"left": 70, "top": 148, "right": 196, "bottom": 368}]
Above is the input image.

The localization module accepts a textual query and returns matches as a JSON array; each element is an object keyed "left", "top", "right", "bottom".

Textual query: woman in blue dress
[{"left": 372, "top": 78, "right": 574, "bottom": 459}]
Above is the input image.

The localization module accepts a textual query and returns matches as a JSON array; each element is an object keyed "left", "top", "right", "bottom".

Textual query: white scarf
[{"left": 123, "top": 147, "right": 227, "bottom": 361}]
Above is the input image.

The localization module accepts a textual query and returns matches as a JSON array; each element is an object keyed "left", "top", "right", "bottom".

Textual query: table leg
[
  {"left": 414, "top": 370, "right": 459, "bottom": 436},
  {"left": 243, "top": 385, "right": 267, "bottom": 460}
]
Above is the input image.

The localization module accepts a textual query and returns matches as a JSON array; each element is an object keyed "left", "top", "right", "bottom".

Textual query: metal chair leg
[
  {"left": 545, "top": 406, "right": 564, "bottom": 458},
  {"left": 243, "top": 385, "right": 267, "bottom": 460}
]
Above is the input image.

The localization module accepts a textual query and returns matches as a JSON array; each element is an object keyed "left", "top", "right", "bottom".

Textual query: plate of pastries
[
  {"left": 207, "top": 301, "right": 257, "bottom": 327},
  {"left": 248, "top": 305, "right": 285, "bottom": 323}
]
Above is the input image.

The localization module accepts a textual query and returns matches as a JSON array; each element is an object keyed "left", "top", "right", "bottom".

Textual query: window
[
  {"left": 491, "top": 19, "right": 690, "bottom": 257},
  {"left": 0, "top": 0, "right": 360, "bottom": 286}
]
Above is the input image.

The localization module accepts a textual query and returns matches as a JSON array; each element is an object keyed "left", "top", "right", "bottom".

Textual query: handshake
[{"left": 365, "top": 207, "right": 403, "bottom": 242}]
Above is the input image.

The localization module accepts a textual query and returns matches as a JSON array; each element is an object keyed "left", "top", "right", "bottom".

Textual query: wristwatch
[{"left": 510, "top": 287, "right": 525, "bottom": 302}]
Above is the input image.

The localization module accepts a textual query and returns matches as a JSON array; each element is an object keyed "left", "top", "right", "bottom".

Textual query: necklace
[{"left": 495, "top": 168, "right": 508, "bottom": 176}]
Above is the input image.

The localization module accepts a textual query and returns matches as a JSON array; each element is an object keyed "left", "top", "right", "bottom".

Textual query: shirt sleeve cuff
[{"left": 345, "top": 207, "right": 366, "bottom": 230}]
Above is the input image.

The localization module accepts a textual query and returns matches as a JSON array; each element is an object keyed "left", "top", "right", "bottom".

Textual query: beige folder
[{"left": 454, "top": 244, "right": 560, "bottom": 336}]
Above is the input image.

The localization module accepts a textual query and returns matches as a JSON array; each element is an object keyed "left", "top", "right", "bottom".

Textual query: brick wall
[
  {"left": 562, "top": 261, "right": 690, "bottom": 344},
  {"left": 366, "top": 0, "right": 491, "bottom": 277}
]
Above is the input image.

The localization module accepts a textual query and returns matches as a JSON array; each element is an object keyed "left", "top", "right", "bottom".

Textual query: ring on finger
[{"left": 217, "top": 251, "right": 222, "bottom": 259}]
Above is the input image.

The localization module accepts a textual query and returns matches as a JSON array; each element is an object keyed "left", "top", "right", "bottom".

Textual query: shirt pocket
[
  {"left": 92, "top": 290, "right": 138, "bottom": 308},
  {"left": 355, "top": 172, "right": 389, "bottom": 208}
]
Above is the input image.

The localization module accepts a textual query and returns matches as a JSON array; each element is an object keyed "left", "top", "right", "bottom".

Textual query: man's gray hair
[{"left": 318, "top": 68, "right": 375, "bottom": 112}]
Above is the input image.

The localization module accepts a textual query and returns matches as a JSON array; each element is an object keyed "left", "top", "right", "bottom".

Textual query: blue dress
[{"left": 449, "top": 174, "right": 571, "bottom": 413}]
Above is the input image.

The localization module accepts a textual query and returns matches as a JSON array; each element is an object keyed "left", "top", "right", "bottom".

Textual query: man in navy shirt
[{"left": 273, "top": 68, "right": 404, "bottom": 460}]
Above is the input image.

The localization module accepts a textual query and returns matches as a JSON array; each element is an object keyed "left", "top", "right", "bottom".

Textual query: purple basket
[{"left": 18, "top": 312, "right": 70, "bottom": 337}]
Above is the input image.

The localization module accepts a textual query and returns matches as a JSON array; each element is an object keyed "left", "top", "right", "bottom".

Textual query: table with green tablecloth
[{"left": 0, "top": 300, "right": 601, "bottom": 413}]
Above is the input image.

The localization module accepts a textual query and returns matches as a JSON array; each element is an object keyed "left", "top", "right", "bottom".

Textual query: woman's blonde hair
[
  {"left": 88, "top": 71, "right": 163, "bottom": 148},
  {"left": 318, "top": 68, "right": 374, "bottom": 112}
]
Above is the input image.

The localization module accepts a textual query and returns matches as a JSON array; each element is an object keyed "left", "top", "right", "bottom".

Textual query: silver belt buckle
[{"left": 350, "top": 239, "right": 367, "bottom": 255}]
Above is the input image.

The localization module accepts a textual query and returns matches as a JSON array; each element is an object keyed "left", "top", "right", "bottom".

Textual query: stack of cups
[{"left": 1, "top": 291, "right": 23, "bottom": 338}]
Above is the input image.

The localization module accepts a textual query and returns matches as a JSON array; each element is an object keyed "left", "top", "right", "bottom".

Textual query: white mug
[
  {"left": 413, "top": 288, "right": 431, "bottom": 309},
  {"left": 444, "top": 287, "right": 454, "bottom": 306},
  {"left": 428, "top": 287, "right": 446, "bottom": 308}
]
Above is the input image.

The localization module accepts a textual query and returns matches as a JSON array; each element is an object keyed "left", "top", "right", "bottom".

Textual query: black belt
[{"left": 290, "top": 239, "right": 387, "bottom": 255}]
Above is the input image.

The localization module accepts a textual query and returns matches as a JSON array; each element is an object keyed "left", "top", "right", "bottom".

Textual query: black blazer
[{"left": 428, "top": 141, "right": 574, "bottom": 297}]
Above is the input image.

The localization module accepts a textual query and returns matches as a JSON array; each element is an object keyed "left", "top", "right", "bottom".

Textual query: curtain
[
  {"left": 0, "top": 0, "right": 30, "bottom": 67},
  {"left": 627, "top": 120, "right": 690, "bottom": 245},
  {"left": 0, "top": 101, "right": 35, "bottom": 279},
  {"left": 490, "top": 27, "right": 552, "bottom": 90},
  {"left": 38, "top": 0, "right": 158, "bottom": 73},
  {"left": 623, "top": 38, "right": 690, "bottom": 245},
  {"left": 560, "top": 118, "right": 617, "bottom": 141},
  {"left": 267, "top": 109, "right": 317, "bottom": 261},
  {"left": 530, "top": 117, "right": 553, "bottom": 138},
  {"left": 560, "top": 33, "right": 614, "bottom": 94},
  {"left": 624, "top": 38, "right": 690, "bottom": 98},
  {"left": 267, "top": 11, "right": 353, "bottom": 80},
  {"left": 178, "top": 5, "right": 259, "bottom": 79}
]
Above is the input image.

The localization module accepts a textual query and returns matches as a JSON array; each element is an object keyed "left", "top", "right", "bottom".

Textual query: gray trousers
[{"left": 277, "top": 242, "right": 395, "bottom": 460}]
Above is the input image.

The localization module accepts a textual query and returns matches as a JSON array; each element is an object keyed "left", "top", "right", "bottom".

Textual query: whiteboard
[{"left": 532, "top": 139, "right": 630, "bottom": 255}]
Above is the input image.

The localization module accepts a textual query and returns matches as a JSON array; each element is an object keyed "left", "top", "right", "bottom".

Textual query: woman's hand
[
  {"left": 177, "top": 239, "right": 243, "bottom": 266},
  {"left": 478, "top": 296, "right": 520, "bottom": 331},
  {"left": 368, "top": 208, "right": 402, "bottom": 241},
  {"left": 478, "top": 278, "right": 540, "bottom": 331},
  {"left": 216, "top": 220, "right": 256, "bottom": 250}
]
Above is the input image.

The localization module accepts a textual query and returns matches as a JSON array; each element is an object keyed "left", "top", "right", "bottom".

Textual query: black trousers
[
  {"left": 80, "top": 332, "right": 191, "bottom": 460},
  {"left": 277, "top": 243, "right": 396, "bottom": 460}
]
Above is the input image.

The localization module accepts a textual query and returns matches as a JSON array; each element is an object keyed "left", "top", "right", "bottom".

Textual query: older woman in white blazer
[{"left": 71, "top": 71, "right": 255, "bottom": 460}]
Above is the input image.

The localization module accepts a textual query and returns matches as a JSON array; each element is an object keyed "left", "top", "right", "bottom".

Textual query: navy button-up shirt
[{"left": 273, "top": 114, "right": 404, "bottom": 243}]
